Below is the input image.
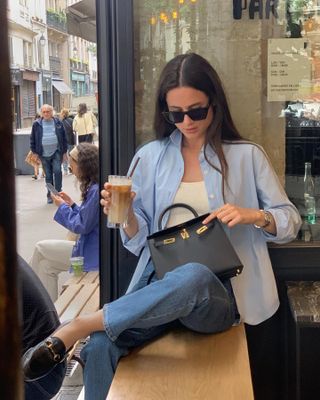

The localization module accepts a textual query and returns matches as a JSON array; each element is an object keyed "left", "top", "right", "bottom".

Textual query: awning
[
  {"left": 52, "top": 80, "right": 73, "bottom": 95},
  {"left": 66, "top": 0, "right": 96, "bottom": 43}
]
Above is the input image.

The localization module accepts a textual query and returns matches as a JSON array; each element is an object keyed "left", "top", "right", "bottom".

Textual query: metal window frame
[{"left": 96, "top": 0, "right": 137, "bottom": 305}]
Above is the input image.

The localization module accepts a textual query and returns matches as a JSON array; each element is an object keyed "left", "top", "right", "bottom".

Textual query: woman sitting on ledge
[{"left": 23, "top": 53, "right": 301, "bottom": 400}]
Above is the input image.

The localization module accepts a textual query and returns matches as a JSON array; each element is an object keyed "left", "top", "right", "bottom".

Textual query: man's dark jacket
[{"left": 30, "top": 117, "right": 68, "bottom": 156}]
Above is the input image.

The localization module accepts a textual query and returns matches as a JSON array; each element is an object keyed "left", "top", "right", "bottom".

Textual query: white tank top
[{"left": 166, "top": 181, "right": 210, "bottom": 228}]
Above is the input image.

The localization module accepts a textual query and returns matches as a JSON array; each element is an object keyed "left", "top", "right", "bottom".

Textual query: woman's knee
[
  {"left": 81, "top": 332, "right": 117, "bottom": 361},
  {"left": 172, "top": 263, "right": 216, "bottom": 289},
  {"left": 34, "top": 240, "right": 51, "bottom": 255},
  {"left": 81, "top": 331, "right": 126, "bottom": 368}
]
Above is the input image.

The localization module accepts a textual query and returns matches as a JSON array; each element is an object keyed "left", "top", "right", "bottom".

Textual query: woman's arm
[
  {"left": 203, "top": 144, "right": 301, "bottom": 242},
  {"left": 54, "top": 185, "right": 99, "bottom": 234}
]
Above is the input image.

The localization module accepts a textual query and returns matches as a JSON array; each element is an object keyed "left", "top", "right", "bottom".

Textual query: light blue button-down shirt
[{"left": 121, "top": 129, "right": 301, "bottom": 325}]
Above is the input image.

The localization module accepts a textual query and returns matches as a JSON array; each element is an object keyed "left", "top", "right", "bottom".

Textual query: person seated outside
[
  {"left": 30, "top": 143, "right": 99, "bottom": 301},
  {"left": 18, "top": 254, "right": 66, "bottom": 399},
  {"left": 23, "top": 53, "right": 302, "bottom": 400}
]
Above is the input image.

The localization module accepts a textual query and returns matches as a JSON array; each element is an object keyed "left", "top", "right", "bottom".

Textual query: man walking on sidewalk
[{"left": 30, "top": 104, "right": 68, "bottom": 204}]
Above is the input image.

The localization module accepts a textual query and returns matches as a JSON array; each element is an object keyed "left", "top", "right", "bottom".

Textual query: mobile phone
[{"left": 46, "top": 183, "right": 60, "bottom": 196}]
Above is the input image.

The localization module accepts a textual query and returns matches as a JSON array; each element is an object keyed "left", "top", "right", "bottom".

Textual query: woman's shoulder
[
  {"left": 136, "top": 138, "right": 168, "bottom": 158},
  {"left": 88, "top": 182, "right": 99, "bottom": 193},
  {"left": 223, "top": 140, "right": 267, "bottom": 158}
]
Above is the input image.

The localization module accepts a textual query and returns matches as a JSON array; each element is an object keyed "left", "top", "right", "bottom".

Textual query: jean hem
[{"left": 102, "top": 304, "right": 117, "bottom": 342}]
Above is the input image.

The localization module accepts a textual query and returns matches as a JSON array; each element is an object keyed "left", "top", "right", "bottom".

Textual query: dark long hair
[
  {"left": 154, "top": 53, "right": 244, "bottom": 197},
  {"left": 76, "top": 143, "right": 99, "bottom": 201},
  {"left": 77, "top": 103, "right": 88, "bottom": 117}
]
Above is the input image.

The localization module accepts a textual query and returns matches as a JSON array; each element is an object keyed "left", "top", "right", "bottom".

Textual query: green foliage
[
  {"left": 87, "top": 44, "right": 97, "bottom": 55},
  {"left": 47, "top": 8, "right": 67, "bottom": 24}
]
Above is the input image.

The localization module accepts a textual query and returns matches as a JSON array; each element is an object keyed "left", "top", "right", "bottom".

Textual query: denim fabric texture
[
  {"left": 81, "top": 261, "right": 235, "bottom": 400},
  {"left": 40, "top": 150, "right": 63, "bottom": 195}
]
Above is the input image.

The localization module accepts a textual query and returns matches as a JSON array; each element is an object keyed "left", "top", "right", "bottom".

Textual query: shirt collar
[
  {"left": 169, "top": 129, "right": 182, "bottom": 147},
  {"left": 169, "top": 129, "right": 212, "bottom": 159}
]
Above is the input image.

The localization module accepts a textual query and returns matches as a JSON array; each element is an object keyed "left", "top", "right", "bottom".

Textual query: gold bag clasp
[
  {"left": 180, "top": 228, "right": 190, "bottom": 240},
  {"left": 163, "top": 238, "right": 175, "bottom": 245},
  {"left": 196, "top": 225, "right": 208, "bottom": 235}
]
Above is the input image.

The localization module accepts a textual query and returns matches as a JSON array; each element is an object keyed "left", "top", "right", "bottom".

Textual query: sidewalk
[
  {"left": 15, "top": 173, "right": 83, "bottom": 400},
  {"left": 15, "top": 173, "right": 81, "bottom": 262}
]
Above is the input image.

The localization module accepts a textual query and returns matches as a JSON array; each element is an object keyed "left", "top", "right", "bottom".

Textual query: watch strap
[{"left": 253, "top": 210, "right": 272, "bottom": 229}]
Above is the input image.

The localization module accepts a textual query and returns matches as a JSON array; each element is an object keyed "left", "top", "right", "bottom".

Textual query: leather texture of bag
[{"left": 147, "top": 203, "right": 243, "bottom": 280}]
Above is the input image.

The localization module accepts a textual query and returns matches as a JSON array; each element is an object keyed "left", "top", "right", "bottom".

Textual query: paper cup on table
[{"left": 70, "top": 256, "right": 84, "bottom": 277}]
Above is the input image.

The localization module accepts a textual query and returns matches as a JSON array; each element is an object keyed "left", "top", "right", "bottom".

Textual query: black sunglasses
[{"left": 162, "top": 105, "right": 210, "bottom": 124}]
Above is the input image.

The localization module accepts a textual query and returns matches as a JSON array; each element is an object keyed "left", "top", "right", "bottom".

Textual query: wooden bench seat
[
  {"left": 54, "top": 271, "right": 100, "bottom": 363},
  {"left": 107, "top": 324, "right": 253, "bottom": 400}
]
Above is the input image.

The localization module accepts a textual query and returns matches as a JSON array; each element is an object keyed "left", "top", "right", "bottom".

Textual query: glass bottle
[{"left": 304, "top": 162, "right": 316, "bottom": 224}]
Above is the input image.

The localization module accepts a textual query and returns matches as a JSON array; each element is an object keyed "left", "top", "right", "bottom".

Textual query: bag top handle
[{"left": 158, "top": 203, "right": 199, "bottom": 230}]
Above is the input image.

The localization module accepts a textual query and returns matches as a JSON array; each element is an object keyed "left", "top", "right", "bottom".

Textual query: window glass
[{"left": 133, "top": 0, "right": 320, "bottom": 241}]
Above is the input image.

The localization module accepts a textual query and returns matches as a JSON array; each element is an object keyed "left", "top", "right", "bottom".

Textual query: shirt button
[
  {"left": 203, "top": 169, "right": 208, "bottom": 175},
  {"left": 209, "top": 194, "right": 215, "bottom": 199}
]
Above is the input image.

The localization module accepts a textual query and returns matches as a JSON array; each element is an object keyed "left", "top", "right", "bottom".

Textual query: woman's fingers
[
  {"left": 202, "top": 204, "right": 244, "bottom": 227},
  {"left": 100, "top": 187, "right": 136, "bottom": 217}
]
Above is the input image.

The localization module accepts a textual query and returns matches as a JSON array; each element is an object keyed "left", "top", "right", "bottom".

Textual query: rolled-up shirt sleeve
[{"left": 252, "top": 146, "right": 302, "bottom": 243}]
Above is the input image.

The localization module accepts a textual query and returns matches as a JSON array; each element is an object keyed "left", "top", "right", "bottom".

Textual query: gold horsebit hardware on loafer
[{"left": 45, "top": 339, "right": 62, "bottom": 362}]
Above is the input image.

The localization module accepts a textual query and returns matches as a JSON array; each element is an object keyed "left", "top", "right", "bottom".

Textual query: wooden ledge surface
[{"left": 107, "top": 324, "right": 253, "bottom": 400}]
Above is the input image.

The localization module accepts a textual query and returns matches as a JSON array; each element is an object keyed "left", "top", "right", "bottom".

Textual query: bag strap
[{"left": 158, "top": 203, "right": 198, "bottom": 230}]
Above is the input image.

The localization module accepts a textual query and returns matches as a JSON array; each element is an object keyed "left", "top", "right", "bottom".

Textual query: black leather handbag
[{"left": 147, "top": 203, "right": 243, "bottom": 280}]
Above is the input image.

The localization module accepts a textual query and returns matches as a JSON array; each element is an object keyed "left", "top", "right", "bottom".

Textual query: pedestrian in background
[
  {"left": 72, "top": 103, "right": 97, "bottom": 144},
  {"left": 25, "top": 112, "right": 44, "bottom": 180},
  {"left": 30, "top": 104, "right": 68, "bottom": 204},
  {"left": 60, "top": 108, "right": 75, "bottom": 175}
]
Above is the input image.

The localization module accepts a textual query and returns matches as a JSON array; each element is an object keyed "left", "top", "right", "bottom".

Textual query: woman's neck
[{"left": 181, "top": 137, "right": 204, "bottom": 153}]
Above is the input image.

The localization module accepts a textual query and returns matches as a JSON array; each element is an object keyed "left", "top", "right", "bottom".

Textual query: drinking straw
[{"left": 128, "top": 157, "right": 141, "bottom": 178}]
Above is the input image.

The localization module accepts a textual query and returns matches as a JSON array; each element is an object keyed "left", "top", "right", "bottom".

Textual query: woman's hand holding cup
[
  {"left": 100, "top": 183, "right": 113, "bottom": 216},
  {"left": 101, "top": 177, "right": 136, "bottom": 230}
]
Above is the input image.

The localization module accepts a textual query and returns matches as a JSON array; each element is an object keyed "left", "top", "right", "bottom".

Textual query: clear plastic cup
[
  {"left": 70, "top": 256, "right": 84, "bottom": 277},
  {"left": 107, "top": 175, "right": 132, "bottom": 228}
]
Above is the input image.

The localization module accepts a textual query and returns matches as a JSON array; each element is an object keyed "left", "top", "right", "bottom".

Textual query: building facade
[{"left": 8, "top": 0, "right": 97, "bottom": 129}]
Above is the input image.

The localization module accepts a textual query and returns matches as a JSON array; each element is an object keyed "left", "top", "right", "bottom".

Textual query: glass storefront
[{"left": 133, "top": 0, "right": 320, "bottom": 241}]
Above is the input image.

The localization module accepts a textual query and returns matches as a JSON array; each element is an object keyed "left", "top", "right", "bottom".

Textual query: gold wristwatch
[{"left": 253, "top": 210, "right": 272, "bottom": 229}]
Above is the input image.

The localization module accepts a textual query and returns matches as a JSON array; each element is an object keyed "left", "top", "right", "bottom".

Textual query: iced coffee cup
[{"left": 107, "top": 175, "right": 132, "bottom": 228}]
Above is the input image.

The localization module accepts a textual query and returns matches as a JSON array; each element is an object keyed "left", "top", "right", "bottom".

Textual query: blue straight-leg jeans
[
  {"left": 40, "top": 150, "right": 63, "bottom": 196},
  {"left": 81, "top": 262, "right": 236, "bottom": 400}
]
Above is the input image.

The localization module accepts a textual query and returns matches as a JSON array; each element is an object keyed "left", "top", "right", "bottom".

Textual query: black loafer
[{"left": 23, "top": 337, "right": 66, "bottom": 381}]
